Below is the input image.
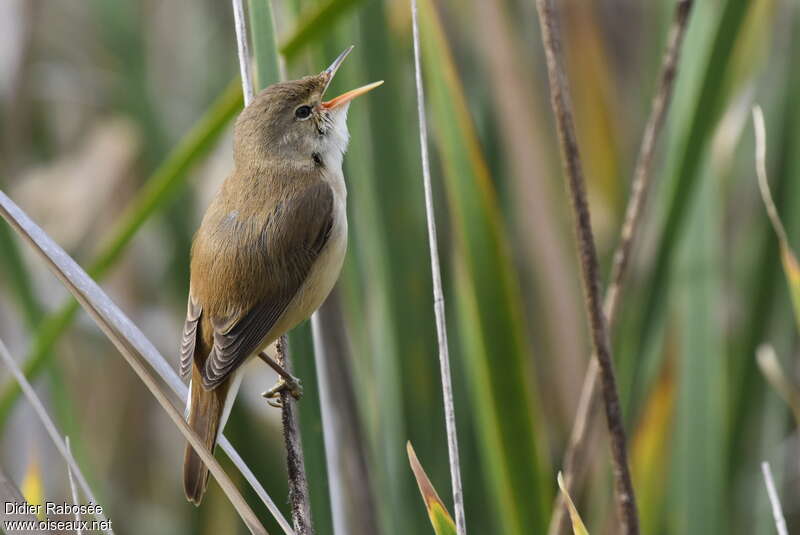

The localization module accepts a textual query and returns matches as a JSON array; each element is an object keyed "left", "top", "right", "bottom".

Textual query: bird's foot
[{"left": 262, "top": 375, "right": 303, "bottom": 408}]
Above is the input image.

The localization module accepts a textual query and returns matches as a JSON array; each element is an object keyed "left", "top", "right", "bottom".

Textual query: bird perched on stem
[{"left": 179, "top": 46, "right": 382, "bottom": 505}]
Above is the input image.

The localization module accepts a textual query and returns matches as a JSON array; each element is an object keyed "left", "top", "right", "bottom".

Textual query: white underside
[{"left": 218, "top": 369, "right": 244, "bottom": 440}]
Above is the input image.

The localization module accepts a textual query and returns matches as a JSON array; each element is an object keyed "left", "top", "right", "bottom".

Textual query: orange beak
[{"left": 321, "top": 81, "right": 384, "bottom": 110}]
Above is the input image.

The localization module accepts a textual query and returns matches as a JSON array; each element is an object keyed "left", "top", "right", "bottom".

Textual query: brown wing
[
  {"left": 179, "top": 295, "right": 202, "bottom": 378},
  {"left": 201, "top": 181, "right": 334, "bottom": 389}
]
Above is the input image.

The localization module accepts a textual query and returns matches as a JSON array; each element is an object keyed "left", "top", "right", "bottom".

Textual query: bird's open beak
[
  {"left": 320, "top": 46, "right": 384, "bottom": 110},
  {"left": 322, "top": 81, "right": 384, "bottom": 110},
  {"left": 323, "top": 46, "right": 354, "bottom": 80}
]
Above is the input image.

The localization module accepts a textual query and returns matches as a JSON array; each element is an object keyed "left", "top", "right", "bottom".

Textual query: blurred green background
[{"left": 0, "top": 0, "right": 798, "bottom": 534}]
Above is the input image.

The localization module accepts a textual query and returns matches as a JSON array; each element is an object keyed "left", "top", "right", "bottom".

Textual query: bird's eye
[{"left": 295, "top": 105, "right": 312, "bottom": 120}]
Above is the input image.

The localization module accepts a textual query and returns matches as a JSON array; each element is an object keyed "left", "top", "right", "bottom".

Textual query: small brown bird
[{"left": 180, "top": 47, "right": 382, "bottom": 505}]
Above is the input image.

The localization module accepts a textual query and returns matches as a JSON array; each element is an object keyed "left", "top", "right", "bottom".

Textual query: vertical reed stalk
[
  {"left": 410, "top": 1, "right": 467, "bottom": 533},
  {"left": 534, "top": 0, "right": 640, "bottom": 532},
  {"left": 276, "top": 336, "right": 315, "bottom": 534},
  {"left": 232, "top": 0, "right": 255, "bottom": 105},
  {"left": 548, "top": 2, "right": 693, "bottom": 533}
]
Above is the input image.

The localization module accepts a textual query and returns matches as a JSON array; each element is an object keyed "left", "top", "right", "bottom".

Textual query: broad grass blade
[
  {"left": 280, "top": 0, "right": 364, "bottom": 60},
  {"left": 673, "top": 174, "right": 725, "bottom": 534},
  {"left": 418, "top": 2, "right": 549, "bottom": 532},
  {"left": 625, "top": 0, "right": 753, "bottom": 410}
]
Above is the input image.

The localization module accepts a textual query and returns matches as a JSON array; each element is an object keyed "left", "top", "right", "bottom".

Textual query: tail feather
[{"left": 183, "top": 369, "right": 224, "bottom": 506}]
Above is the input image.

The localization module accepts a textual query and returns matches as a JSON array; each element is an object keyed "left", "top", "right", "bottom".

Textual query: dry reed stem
[
  {"left": 0, "top": 192, "right": 269, "bottom": 535},
  {"left": 0, "top": 337, "right": 112, "bottom": 534},
  {"left": 65, "top": 437, "right": 84, "bottom": 535},
  {"left": 410, "top": 0, "right": 467, "bottom": 533},
  {"left": 218, "top": 436, "right": 294, "bottom": 534},
  {"left": 754, "top": 112, "right": 789, "bottom": 535},
  {"left": 548, "top": 2, "right": 693, "bottom": 533},
  {"left": 756, "top": 344, "right": 800, "bottom": 426},
  {"left": 752, "top": 105, "right": 790, "bottom": 246},
  {"left": 276, "top": 336, "right": 314, "bottom": 535},
  {"left": 232, "top": 0, "right": 255, "bottom": 105},
  {"left": 1, "top": 188, "right": 292, "bottom": 531},
  {"left": 534, "top": 0, "right": 641, "bottom": 532},
  {"left": 761, "top": 462, "right": 788, "bottom": 535}
]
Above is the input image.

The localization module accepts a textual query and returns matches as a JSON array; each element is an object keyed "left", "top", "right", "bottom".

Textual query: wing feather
[
  {"left": 179, "top": 296, "right": 202, "bottom": 378},
  {"left": 200, "top": 181, "right": 334, "bottom": 389}
]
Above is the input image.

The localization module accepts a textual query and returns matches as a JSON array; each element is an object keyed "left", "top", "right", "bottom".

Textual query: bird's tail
[{"left": 183, "top": 368, "right": 224, "bottom": 506}]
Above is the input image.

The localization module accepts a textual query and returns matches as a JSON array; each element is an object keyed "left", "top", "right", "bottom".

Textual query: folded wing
[{"left": 198, "top": 181, "right": 334, "bottom": 389}]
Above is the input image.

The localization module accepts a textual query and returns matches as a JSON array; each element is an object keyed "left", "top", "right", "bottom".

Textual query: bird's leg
[{"left": 259, "top": 351, "right": 303, "bottom": 407}]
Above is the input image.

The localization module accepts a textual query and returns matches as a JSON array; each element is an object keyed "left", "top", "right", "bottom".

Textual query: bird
[{"left": 179, "top": 46, "right": 382, "bottom": 505}]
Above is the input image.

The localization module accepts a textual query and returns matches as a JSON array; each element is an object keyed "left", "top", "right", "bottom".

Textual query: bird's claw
[{"left": 262, "top": 376, "right": 303, "bottom": 408}]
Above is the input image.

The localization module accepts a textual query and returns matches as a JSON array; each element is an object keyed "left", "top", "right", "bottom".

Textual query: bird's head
[{"left": 233, "top": 46, "right": 383, "bottom": 170}]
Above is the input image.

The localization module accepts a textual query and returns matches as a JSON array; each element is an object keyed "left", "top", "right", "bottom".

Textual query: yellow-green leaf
[
  {"left": 631, "top": 356, "right": 675, "bottom": 531},
  {"left": 407, "top": 442, "right": 457, "bottom": 535},
  {"left": 557, "top": 472, "right": 589, "bottom": 535},
  {"left": 21, "top": 457, "right": 44, "bottom": 520},
  {"left": 781, "top": 247, "right": 800, "bottom": 329}
]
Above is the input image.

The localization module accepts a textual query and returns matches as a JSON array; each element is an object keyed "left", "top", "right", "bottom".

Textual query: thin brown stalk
[
  {"left": 410, "top": 0, "right": 467, "bottom": 533},
  {"left": 276, "top": 336, "right": 315, "bottom": 535},
  {"left": 534, "top": 0, "right": 640, "bottom": 533},
  {"left": 605, "top": 0, "right": 693, "bottom": 326},
  {"left": 547, "top": 2, "right": 693, "bottom": 534}
]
